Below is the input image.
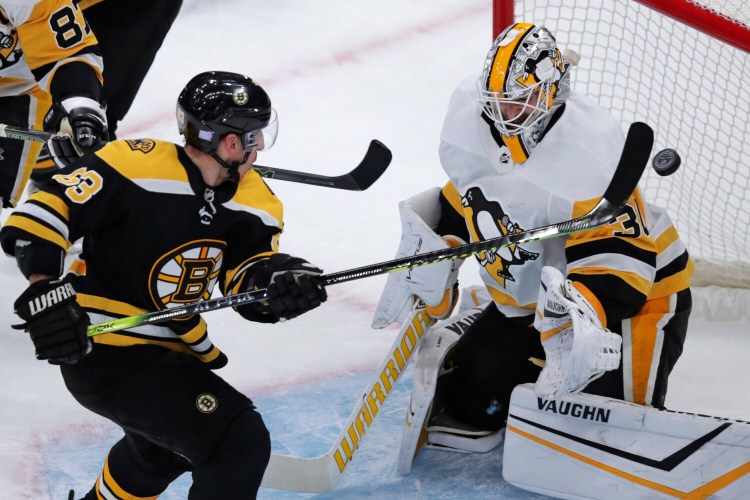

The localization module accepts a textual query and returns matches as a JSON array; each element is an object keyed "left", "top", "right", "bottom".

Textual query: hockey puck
[{"left": 652, "top": 148, "right": 681, "bottom": 176}]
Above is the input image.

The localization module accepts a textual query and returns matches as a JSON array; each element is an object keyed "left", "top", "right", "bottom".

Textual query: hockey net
[{"left": 496, "top": 0, "right": 750, "bottom": 319}]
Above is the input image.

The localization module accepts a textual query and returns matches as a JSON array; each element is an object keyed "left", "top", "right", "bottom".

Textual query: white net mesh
[{"left": 511, "top": 0, "right": 750, "bottom": 288}]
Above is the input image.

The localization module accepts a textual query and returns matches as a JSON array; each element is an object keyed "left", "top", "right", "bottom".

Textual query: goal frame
[{"left": 492, "top": 0, "right": 750, "bottom": 53}]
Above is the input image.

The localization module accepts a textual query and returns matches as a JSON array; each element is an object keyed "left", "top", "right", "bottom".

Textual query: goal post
[{"left": 492, "top": 1, "right": 750, "bottom": 313}]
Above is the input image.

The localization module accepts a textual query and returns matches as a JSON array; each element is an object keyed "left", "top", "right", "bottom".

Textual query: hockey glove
[
  {"left": 43, "top": 96, "right": 108, "bottom": 168},
  {"left": 13, "top": 278, "right": 92, "bottom": 365},
  {"left": 250, "top": 253, "right": 327, "bottom": 322},
  {"left": 533, "top": 266, "right": 621, "bottom": 400}
]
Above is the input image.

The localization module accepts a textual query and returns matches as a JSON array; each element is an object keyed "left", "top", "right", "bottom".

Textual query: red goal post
[
  {"left": 492, "top": 1, "right": 750, "bottom": 313},
  {"left": 495, "top": 1, "right": 750, "bottom": 52}
]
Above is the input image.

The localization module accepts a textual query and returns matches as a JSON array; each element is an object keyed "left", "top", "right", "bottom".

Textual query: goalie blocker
[{"left": 504, "top": 384, "right": 750, "bottom": 498}]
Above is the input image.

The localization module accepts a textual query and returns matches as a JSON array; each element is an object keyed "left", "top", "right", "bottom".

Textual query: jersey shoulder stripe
[
  {"left": 226, "top": 170, "right": 283, "bottom": 230},
  {"left": 95, "top": 139, "right": 195, "bottom": 194},
  {"left": 441, "top": 181, "right": 463, "bottom": 214}
]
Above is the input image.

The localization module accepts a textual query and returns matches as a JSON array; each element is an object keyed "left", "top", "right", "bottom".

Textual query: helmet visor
[{"left": 243, "top": 108, "right": 278, "bottom": 152}]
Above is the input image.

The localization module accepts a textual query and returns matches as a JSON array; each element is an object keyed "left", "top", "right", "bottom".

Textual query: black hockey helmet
[{"left": 176, "top": 71, "right": 278, "bottom": 156}]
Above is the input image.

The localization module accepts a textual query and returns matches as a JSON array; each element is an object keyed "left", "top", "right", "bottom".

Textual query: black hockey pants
[{"left": 61, "top": 344, "right": 270, "bottom": 498}]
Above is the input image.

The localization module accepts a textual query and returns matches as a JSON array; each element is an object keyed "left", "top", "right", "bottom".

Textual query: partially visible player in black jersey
[
  {"left": 2, "top": 71, "right": 327, "bottom": 499},
  {"left": 81, "top": 0, "right": 183, "bottom": 140}
]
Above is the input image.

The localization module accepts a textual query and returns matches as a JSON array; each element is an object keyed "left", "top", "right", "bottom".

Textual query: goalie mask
[
  {"left": 478, "top": 23, "right": 571, "bottom": 163},
  {"left": 177, "top": 71, "right": 278, "bottom": 169}
]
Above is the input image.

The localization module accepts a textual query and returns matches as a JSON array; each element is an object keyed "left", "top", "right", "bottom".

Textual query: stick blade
[
  {"left": 601, "top": 122, "right": 654, "bottom": 207},
  {"left": 252, "top": 139, "right": 391, "bottom": 190},
  {"left": 344, "top": 139, "right": 392, "bottom": 190},
  {"left": 261, "top": 453, "right": 340, "bottom": 492}
]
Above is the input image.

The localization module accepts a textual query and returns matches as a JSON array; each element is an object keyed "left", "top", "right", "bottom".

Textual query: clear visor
[
  {"left": 478, "top": 79, "right": 551, "bottom": 136},
  {"left": 243, "top": 108, "right": 278, "bottom": 152}
]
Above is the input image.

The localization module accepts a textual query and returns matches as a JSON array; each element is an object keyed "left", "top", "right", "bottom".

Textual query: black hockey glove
[
  {"left": 43, "top": 96, "right": 108, "bottom": 168},
  {"left": 250, "top": 253, "right": 328, "bottom": 322},
  {"left": 13, "top": 278, "right": 92, "bottom": 365}
]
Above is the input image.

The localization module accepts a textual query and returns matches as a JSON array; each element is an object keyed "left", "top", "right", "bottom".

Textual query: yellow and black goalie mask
[{"left": 477, "top": 23, "right": 570, "bottom": 163}]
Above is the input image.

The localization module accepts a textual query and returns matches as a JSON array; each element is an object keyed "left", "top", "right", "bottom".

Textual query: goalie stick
[
  {"left": 0, "top": 124, "right": 391, "bottom": 191},
  {"left": 262, "top": 304, "right": 436, "bottom": 492},
  {"left": 86, "top": 121, "right": 653, "bottom": 337}
]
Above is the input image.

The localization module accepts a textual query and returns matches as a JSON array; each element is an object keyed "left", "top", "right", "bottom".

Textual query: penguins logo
[
  {"left": 0, "top": 29, "right": 21, "bottom": 69},
  {"left": 148, "top": 240, "right": 225, "bottom": 310},
  {"left": 461, "top": 187, "right": 538, "bottom": 287}
]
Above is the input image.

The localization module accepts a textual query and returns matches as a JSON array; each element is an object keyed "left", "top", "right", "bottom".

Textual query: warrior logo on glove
[
  {"left": 26, "top": 281, "right": 76, "bottom": 315},
  {"left": 13, "top": 278, "right": 92, "bottom": 365}
]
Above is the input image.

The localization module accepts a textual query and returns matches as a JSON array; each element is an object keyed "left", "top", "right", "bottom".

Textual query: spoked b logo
[{"left": 196, "top": 393, "right": 218, "bottom": 414}]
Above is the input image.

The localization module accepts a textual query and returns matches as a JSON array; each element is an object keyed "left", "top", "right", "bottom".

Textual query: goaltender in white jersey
[
  {"left": 373, "top": 22, "right": 699, "bottom": 497},
  {"left": 442, "top": 76, "right": 640, "bottom": 319}
]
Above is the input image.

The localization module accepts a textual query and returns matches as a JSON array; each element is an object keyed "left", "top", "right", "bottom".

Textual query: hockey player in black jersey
[{"left": 1, "top": 71, "right": 327, "bottom": 498}]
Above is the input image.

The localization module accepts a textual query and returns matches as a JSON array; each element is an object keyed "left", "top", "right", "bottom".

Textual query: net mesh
[{"left": 511, "top": 0, "right": 750, "bottom": 287}]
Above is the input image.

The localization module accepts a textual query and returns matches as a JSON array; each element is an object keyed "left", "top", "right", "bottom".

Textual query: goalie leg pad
[
  {"left": 504, "top": 384, "right": 750, "bottom": 499},
  {"left": 397, "top": 305, "right": 480, "bottom": 475},
  {"left": 397, "top": 321, "right": 460, "bottom": 475}
]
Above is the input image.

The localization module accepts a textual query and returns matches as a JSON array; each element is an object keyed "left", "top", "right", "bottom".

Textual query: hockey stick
[
  {"left": 86, "top": 121, "right": 653, "bottom": 334},
  {"left": 252, "top": 140, "right": 391, "bottom": 190},
  {"left": 261, "top": 304, "right": 436, "bottom": 492},
  {"left": 0, "top": 124, "right": 391, "bottom": 191}
]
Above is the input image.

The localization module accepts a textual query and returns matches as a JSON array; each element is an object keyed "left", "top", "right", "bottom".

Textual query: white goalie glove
[
  {"left": 533, "top": 266, "right": 622, "bottom": 400},
  {"left": 372, "top": 187, "right": 465, "bottom": 328}
]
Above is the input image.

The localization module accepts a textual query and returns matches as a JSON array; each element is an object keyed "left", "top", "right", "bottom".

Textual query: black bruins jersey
[{"left": 1, "top": 138, "right": 284, "bottom": 367}]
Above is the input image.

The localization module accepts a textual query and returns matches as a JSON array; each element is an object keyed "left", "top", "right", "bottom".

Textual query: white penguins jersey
[
  {"left": 438, "top": 73, "right": 691, "bottom": 322},
  {"left": 0, "top": 0, "right": 103, "bottom": 96}
]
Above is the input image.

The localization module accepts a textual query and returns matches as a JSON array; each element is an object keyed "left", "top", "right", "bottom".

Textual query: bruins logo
[
  {"left": 125, "top": 139, "right": 156, "bottom": 154},
  {"left": 462, "top": 187, "right": 538, "bottom": 287},
  {"left": 232, "top": 88, "right": 248, "bottom": 105},
  {"left": 149, "top": 240, "right": 225, "bottom": 310},
  {"left": 196, "top": 393, "right": 218, "bottom": 413}
]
